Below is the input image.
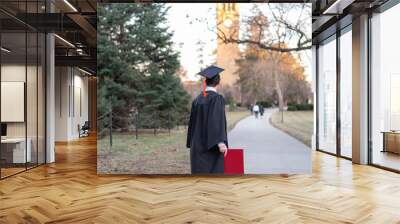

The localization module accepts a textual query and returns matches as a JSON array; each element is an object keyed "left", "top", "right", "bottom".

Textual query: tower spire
[{"left": 216, "top": 3, "right": 241, "bottom": 101}]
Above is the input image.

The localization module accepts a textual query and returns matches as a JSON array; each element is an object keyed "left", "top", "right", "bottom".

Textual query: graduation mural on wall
[{"left": 97, "top": 2, "right": 312, "bottom": 174}]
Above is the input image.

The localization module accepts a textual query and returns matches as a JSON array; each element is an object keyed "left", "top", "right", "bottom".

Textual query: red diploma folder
[{"left": 224, "top": 149, "right": 244, "bottom": 174}]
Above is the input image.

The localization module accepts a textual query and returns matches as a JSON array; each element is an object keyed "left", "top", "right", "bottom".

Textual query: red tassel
[{"left": 203, "top": 80, "right": 207, "bottom": 97}]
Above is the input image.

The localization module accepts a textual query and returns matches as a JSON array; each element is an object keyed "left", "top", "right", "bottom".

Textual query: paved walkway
[{"left": 228, "top": 109, "right": 311, "bottom": 174}]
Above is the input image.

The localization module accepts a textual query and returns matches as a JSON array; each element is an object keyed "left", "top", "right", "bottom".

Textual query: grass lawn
[
  {"left": 227, "top": 111, "right": 250, "bottom": 131},
  {"left": 270, "top": 110, "right": 313, "bottom": 147},
  {"left": 98, "top": 110, "right": 249, "bottom": 174}
]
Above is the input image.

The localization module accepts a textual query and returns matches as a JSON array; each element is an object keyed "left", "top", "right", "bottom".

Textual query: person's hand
[{"left": 218, "top": 143, "right": 228, "bottom": 157}]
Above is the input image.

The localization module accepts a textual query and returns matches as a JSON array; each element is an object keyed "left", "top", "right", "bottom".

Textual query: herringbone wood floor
[{"left": 1, "top": 136, "right": 400, "bottom": 224}]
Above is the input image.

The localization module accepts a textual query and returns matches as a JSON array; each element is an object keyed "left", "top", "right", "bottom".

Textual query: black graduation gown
[{"left": 186, "top": 91, "right": 228, "bottom": 174}]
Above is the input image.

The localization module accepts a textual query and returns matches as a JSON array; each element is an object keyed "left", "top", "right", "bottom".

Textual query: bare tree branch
[{"left": 215, "top": 3, "right": 311, "bottom": 53}]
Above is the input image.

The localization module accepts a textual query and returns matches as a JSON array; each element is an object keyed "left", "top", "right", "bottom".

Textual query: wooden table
[{"left": 381, "top": 131, "right": 400, "bottom": 154}]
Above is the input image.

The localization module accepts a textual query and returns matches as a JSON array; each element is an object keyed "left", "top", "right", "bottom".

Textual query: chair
[{"left": 79, "top": 121, "right": 90, "bottom": 138}]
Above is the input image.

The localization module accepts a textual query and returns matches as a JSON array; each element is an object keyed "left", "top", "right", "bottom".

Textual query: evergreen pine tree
[{"left": 98, "top": 3, "right": 190, "bottom": 136}]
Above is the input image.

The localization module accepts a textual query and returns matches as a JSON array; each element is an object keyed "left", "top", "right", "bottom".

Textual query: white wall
[
  {"left": 55, "top": 67, "right": 89, "bottom": 141},
  {"left": 1, "top": 65, "right": 35, "bottom": 138},
  {"left": 72, "top": 72, "right": 89, "bottom": 138},
  {"left": 55, "top": 66, "right": 69, "bottom": 141},
  {"left": 1, "top": 63, "right": 46, "bottom": 164},
  {"left": 1, "top": 65, "right": 26, "bottom": 134}
]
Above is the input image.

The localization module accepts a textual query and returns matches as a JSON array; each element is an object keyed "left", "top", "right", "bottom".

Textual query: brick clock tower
[{"left": 216, "top": 3, "right": 241, "bottom": 101}]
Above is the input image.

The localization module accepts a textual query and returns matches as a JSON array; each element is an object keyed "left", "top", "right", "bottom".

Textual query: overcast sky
[{"left": 165, "top": 3, "right": 311, "bottom": 81}]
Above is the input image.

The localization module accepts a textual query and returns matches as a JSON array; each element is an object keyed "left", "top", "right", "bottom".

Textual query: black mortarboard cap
[{"left": 198, "top": 65, "right": 224, "bottom": 79}]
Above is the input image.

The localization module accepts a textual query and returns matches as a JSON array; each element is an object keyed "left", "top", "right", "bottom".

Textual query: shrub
[
  {"left": 287, "top": 103, "right": 313, "bottom": 111},
  {"left": 296, "top": 103, "right": 313, "bottom": 110},
  {"left": 229, "top": 102, "right": 237, "bottom": 112},
  {"left": 256, "top": 101, "right": 272, "bottom": 108}
]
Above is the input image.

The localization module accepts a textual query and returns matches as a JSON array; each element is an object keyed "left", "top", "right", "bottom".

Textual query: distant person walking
[
  {"left": 253, "top": 104, "right": 260, "bottom": 119},
  {"left": 249, "top": 104, "right": 254, "bottom": 115},
  {"left": 259, "top": 104, "right": 264, "bottom": 118}
]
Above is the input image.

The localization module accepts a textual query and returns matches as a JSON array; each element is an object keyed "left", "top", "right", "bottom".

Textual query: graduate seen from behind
[{"left": 186, "top": 65, "right": 228, "bottom": 174}]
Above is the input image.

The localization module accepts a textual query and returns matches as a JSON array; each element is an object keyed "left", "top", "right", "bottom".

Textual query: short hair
[{"left": 206, "top": 74, "right": 220, "bottom": 87}]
